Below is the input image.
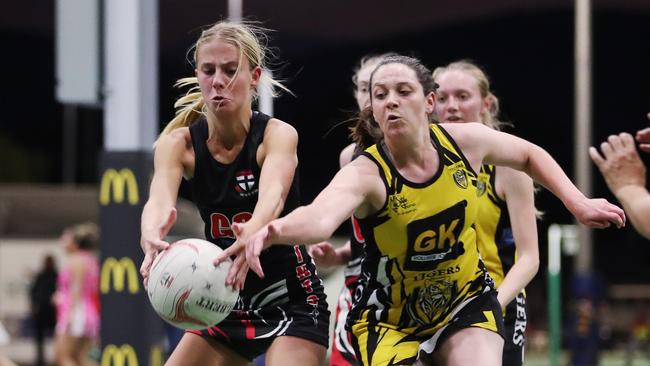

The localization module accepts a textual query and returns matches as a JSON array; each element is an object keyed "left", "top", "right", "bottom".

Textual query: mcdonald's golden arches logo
[
  {"left": 101, "top": 257, "right": 140, "bottom": 294},
  {"left": 149, "top": 346, "right": 163, "bottom": 366},
  {"left": 101, "top": 344, "right": 138, "bottom": 366},
  {"left": 100, "top": 168, "right": 139, "bottom": 206},
  {"left": 100, "top": 344, "right": 164, "bottom": 366}
]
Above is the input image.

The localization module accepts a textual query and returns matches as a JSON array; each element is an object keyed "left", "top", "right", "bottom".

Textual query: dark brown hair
[{"left": 350, "top": 55, "right": 437, "bottom": 150}]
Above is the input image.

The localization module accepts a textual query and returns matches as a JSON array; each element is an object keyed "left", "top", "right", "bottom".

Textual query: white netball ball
[{"left": 147, "top": 238, "right": 239, "bottom": 330}]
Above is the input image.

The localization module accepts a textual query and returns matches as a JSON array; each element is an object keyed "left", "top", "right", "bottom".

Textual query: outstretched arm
[
  {"left": 258, "top": 157, "right": 378, "bottom": 246},
  {"left": 444, "top": 122, "right": 625, "bottom": 228},
  {"left": 590, "top": 132, "right": 650, "bottom": 239},
  {"left": 139, "top": 130, "right": 187, "bottom": 283},
  {"left": 217, "top": 156, "right": 381, "bottom": 285},
  {"left": 308, "top": 143, "right": 358, "bottom": 268}
]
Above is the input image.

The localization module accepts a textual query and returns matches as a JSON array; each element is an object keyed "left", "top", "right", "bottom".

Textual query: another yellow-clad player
[{"left": 433, "top": 60, "right": 539, "bottom": 366}]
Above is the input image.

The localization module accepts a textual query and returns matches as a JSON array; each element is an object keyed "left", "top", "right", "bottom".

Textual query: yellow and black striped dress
[
  {"left": 349, "top": 124, "right": 499, "bottom": 366},
  {"left": 475, "top": 164, "right": 517, "bottom": 290},
  {"left": 476, "top": 164, "right": 528, "bottom": 364}
]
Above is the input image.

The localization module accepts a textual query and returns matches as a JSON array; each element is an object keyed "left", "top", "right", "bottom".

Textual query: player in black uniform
[{"left": 139, "top": 21, "right": 329, "bottom": 366}]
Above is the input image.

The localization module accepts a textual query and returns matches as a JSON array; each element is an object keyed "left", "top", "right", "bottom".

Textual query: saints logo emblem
[
  {"left": 453, "top": 168, "right": 468, "bottom": 189},
  {"left": 235, "top": 170, "right": 255, "bottom": 193}
]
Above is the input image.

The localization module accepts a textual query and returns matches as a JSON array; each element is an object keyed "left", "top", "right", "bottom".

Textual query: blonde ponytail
[{"left": 154, "top": 77, "right": 205, "bottom": 146}]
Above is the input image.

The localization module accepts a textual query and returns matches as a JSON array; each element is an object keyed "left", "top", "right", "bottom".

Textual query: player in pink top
[{"left": 53, "top": 222, "right": 100, "bottom": 366}]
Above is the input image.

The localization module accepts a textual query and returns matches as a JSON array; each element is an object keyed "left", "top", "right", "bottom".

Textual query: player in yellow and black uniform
[
  {"left": 434, "top": 60, "right": 540, "bottom": 366},
  {"left": 226, "top": 55, "right": 625, "bottom": 366},
  {"left": 308, "top": 53, "right": 398, "bottom": 366},
  {"left": 476, "top": 164, "right": 529, "bottom": 365},
  {"left": 348, "top": 124, "right": 503, "bottom": 365}
]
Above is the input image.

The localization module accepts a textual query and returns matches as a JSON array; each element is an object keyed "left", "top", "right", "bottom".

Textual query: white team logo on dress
[
  {"left": 453, "top": 168, "right": 468, "bottom": 189},
  {"left": 476, "top": 179, "right": 487, "bottom": 197},
  {"left": 235, "top": 170, "right": 256, "bottom": 193}
]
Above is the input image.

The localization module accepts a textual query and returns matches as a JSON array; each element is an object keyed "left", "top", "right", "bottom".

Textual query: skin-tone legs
[
  {"left": 265, "top": 336, "right": 326, "bottom": 366},
  {"left": 54, "top": 335, "right": 96, "bottom": 366},
  {"left": 431, "top": 328, "right": 503, "bottom": 366},
  {"left": 165, "top": 333, "right": 248, "bottom": 366},
  {"left": 165, "top": 333, "right": 326, "bottom": 366}
]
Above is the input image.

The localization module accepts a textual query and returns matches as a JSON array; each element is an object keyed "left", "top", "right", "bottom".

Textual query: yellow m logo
[
  {"left": 149, "top": 346, "right": 163, "bottom": 366},
  {"left": 101, "top": 344, "right": 138, "bottom": 366},
  {"left": 100, "top": 168, "right": 139, "bottom": 206},
  {"left": 100, "top": 257, "right": 140, "bottom": 294}
]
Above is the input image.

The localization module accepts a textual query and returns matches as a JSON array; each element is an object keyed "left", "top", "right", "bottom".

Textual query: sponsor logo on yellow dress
[
  {"left": 389, "top": 194, "right": 416, "bottom": 215},
  {"left": 404, "top": 202, "right": 467, "bottom": 271}
]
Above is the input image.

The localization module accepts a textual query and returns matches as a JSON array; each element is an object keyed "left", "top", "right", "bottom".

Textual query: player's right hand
[
  {"left": 139, "top": 208, "right": 176, "bottom": 287},
  {"left": 139, "top": 236, "right": 170, "bottom": 288}
]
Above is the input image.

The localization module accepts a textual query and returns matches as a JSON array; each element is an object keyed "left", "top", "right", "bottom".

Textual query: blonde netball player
[
  {"left": 139, "top": 21, "right": 329, "bottom": 366},
  {"left": 219, "top": 55, "right": 624, "bottom": 366},
  {"left": 433, "top": 60, "right": 538, "bottom": 366}
]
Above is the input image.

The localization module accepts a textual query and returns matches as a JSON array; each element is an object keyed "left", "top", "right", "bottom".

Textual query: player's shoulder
[
  {"left": 263, "top": 118, "right": 298, "bottom": 148},
  {"left": 155, "top": 127, "right": 192, "bottom": 158},
  {"left": 162, "top": 127, "right": 191, "bottom": 145},
  {"left": 339, "top": 143, "right": 357, "bottom": 168},
  {"left": 345, "top": 154, "right": 383, "bottom": 182},
  {"left": 266, "top": 117, "right": 296, "bottom": 134}
]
